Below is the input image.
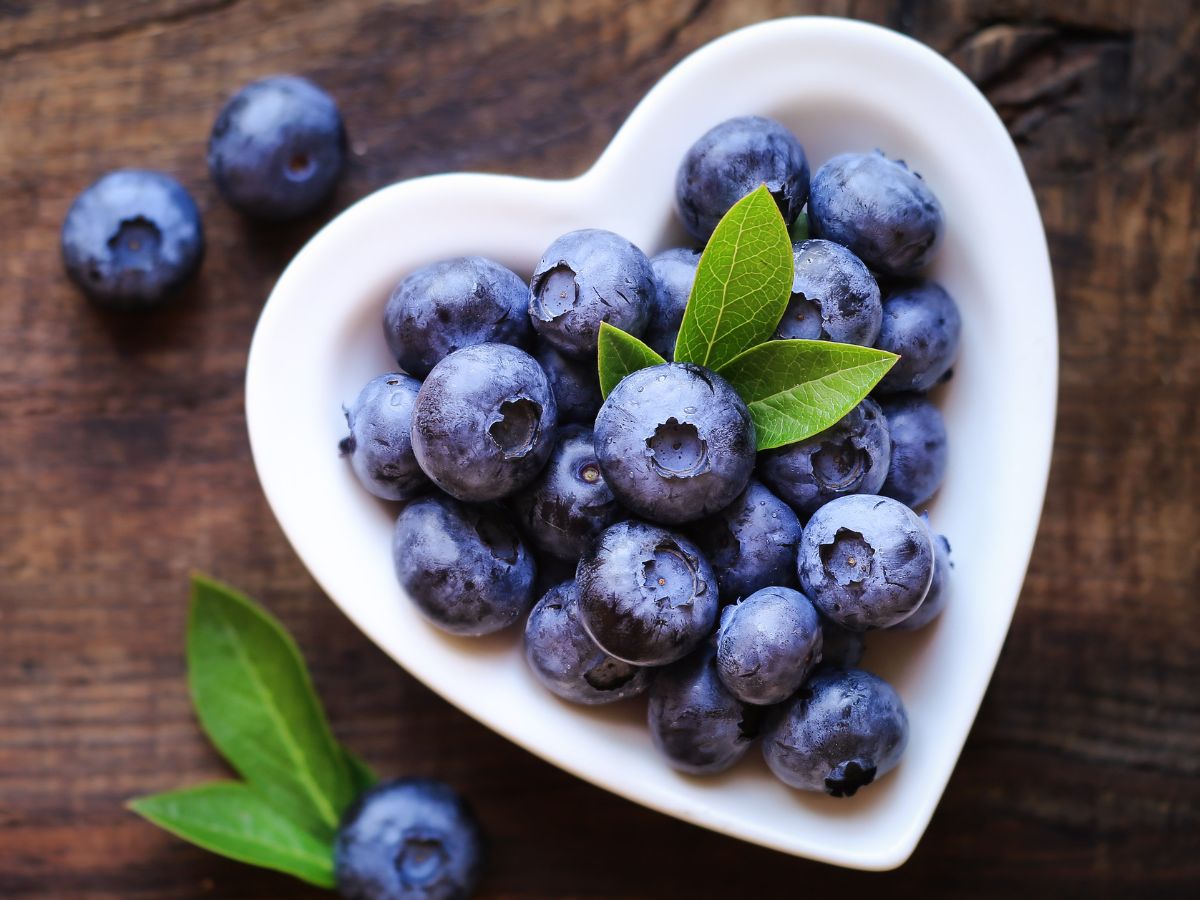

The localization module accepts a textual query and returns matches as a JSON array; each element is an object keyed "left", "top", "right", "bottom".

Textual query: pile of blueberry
[{"left": 343, "top": 115, "right": 961, "bottom": 799}]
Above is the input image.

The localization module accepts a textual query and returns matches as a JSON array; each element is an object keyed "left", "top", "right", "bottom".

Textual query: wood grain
[{"left": 1, "top": 1, "right": 1198, "bottom": 897}]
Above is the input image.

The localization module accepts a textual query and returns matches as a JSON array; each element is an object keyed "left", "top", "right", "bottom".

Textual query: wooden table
[{"left": 2, "top": 2, "right": 1197, "bottom": 896}]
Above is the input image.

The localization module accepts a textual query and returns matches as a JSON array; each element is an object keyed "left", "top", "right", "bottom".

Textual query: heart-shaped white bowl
[{"left": 246, "top": 17, "right": 1056, "bottom": 870}]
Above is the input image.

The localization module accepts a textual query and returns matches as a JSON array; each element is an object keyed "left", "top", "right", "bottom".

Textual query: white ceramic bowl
[{"left": 246, "top": 17, "right": 1056, "bottom": 870}]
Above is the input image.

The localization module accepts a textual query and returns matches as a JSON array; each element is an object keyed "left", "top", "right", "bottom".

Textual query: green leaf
[
  {"left": 674, "top": 184, "right": 794, "bottom": 371},
  {"left": 187, "top": 576, "right": 355, "bottom": 841},
  {"left": 717, "top": 340, "right": 898, "bottom": 451},
  {"left": 790, "top": 209, "right": 809, "bottom": 242},
  {"left": 129, "top": 783, "right": 336, "bottom": 888},
  {"left": 597, "top": 321, "right": 666, "bottom": 398},
  {"left": 342, "top": 747, "right": 379, "bottom": 796}
]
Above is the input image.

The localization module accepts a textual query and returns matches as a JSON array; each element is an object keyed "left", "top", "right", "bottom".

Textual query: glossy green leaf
[
  {"left": 597, "top": 321, "right": 666, "bottom": 398},
  {"left": 790, "top": 209, "right": 810, "bottom": 243},
  {"left": 674, "top": 185, "right": 794, "bottom": 371},
  {"left": 129, "top": 783, "right": 336, "bottom": 888},
  {"left": 342, "top": 747, "right": 379, "bottom": 796},
  {"left": 717, "top": 340, "right": 898, "bottom": 451},
  {"left": 187, "top": 576, "right": 355, "bottom": 840}
]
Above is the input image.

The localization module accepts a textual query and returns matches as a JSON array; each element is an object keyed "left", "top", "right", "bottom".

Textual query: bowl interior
[{"left": 246, "top": 17, "right": 1056, "bottom": 870}]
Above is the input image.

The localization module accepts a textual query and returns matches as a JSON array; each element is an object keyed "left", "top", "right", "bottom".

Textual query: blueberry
[
  {"left": 715, "top": 587, "right": 822, "bottom": 705},
  {"left": 817, "top": 614, "right": 865, "bottom": 669},
  {"left": 648, "top": 643, "right": 760, "bottom": 775},
  {"left": 529, "top": 229, "right": 655, "bottom": 359},
  {"left": 875, "top": 282, "right": 962, "bottom": 393},
  {"left": 594, "top": 363, "right": 755, "bottom": 524},
  {"left": 524, "top": 581, "right": 653, "bottom": 705},
  {"left": 576, "top": 520, "right": 719, "bottom": 666},
  {"left": 340, "top": 373, "right": 429, "bottom": 501},
  {"left": 335, "top": 777, "right": 484, "bottom": 900},
  {"left": 511, "top": 425, "right": 620, "bottom": 561},
  {"left": 879, "top": 393, "right": 948, "bottom": 508},
  {"left": 809, "top": 151, "right": 943, "bottom": 277},
  {"left": 762, "top": 668, "right": 908, "bottom": 796},
  {"left": 534, "top": 340, "right": 603, "bottom": 425},
  {"left": 892, "top": 532, "right": 951, "bottom": 630},
  {"left": 675, "top": 115, "right": 809, "bottom": 242},
  {"left": 61, "top": 169, "right": 204, "bottom": 309},
  {"left": 758, "top": 399, "right": 891, "bottom": 518},
  {"left": 384, "top": 257, "right": 533, "bottom": 378},
  {"left": 797, "top": 495, "right": 934, "bottom": 631},
  {"left": 645, "top": 248, "right": 700, "bottom": 360},
  {"left": 208, "top": 75, "right": 345, "bottom": 221},
  {"left": 774, "top": 239, "right": 881, "bottom": 346},
  {"left": 411, "top": 344, "right": 557, "bottom": 502},
  {"left": 688, "top": 479, "right": 801, "bottom": 601},
  {"left": 393, "top": 494, "right": 535, "bottom": 635}
]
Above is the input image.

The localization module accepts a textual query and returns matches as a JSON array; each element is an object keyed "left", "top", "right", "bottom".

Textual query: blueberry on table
[
  {"left": 891, "top": 532, "right": 952, "bottom": 631},
  {"left": 874, "top": 282, "right": 962, "bottom": 394},
  {"left": 774, "top": 239, "right": 881, "bottom": 347},
  {"left": 576, "top": 520, "right": 719, "bottom": 666},
  {"left": 529, "top": 229, "right": 655, "bottom": 359},
  {"left": 645, "top": 247, "right": 701, "bottom": 360},
  {"left": 411, "top": 344, "right": 557, "bottom": 502},
  {"left": 648, "top": 642, "right": 760, "bottom": 775},
  {"left": 762, "top": 668, "right": 908, "bottom": 797},
  {"left": 340, "top": 373, "right": 429, "bottom": 502},
  {"left": 61, "top": 169, "right": 204, "bottom": 309},
  {"left": 208, "top": 75, "right": 345, "bottom": 221},
  {"left": 384, "top": 257, "right": 533, "bottom": 378},
  {"left": 675, "top": 115, "right": 809, "bottom": 242},
  {"left": 534, "top": 340, "right": 603, "bottom": 425},
  {"left": 393, "top": 494, "right": 535, "bottom": 636},
  {"left": 511, "top": 425, "right": 620, "bottom": 561},
  {"left": 817, "top": 614, "right": 865, "bottom": 669},
  {"left": 688, "top": 479, "right": 801, "bottom": 602},
  {"left": 715, "top": 587, "right": 823, "bottom": 706},
  {"left": 594, "top": 363, "right": 755, "bottom": 525},
  {"left": 335, "top": 777, "right": 484, "bottom": 900},
  {"left": 879, "top": 393, "right": 948, "bottom": 508},
  {"left": 797, "top": 494, "right": 934, "bottom": 631},
  {"left": 808, "top": 150, "right": 943, "bottom": 277},
  {"left": 524, "top": 581, "right": 653, "bottom": 705},
  {"left": 758, "top": 398, "right": 891, "bottom": 518}
]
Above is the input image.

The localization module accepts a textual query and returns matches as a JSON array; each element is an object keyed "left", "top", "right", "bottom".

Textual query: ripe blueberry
[
  {"left": 774, "top": 239, "right": 881, "bottom": 347},
  {"left": 393, "top": 494, "right": 535, "bottom": 636},
  {"left": 411, "top": 344, "right": 557, "bottom": 502},
  {"left": 648, "top": 643, "right": 760, "bottom": 775},
  {"left": 645, "top": 247, "right": 700, "bottom": 360},
  {"left": 758, "top": 398, "right": 891, "bottom": 518},
  {"left": 340, "top": 373, "right": 429, "bottom": 501},
  {"left": 524, "top": 581, "right": 653, "bottom": 705},
  {"left": 529, "top": 229, "right": 655, "bottom": 359},
  {"left": 594, "top": 363, "right": 755, "bottom": 524},
  {"left": 688, "top": 479, "right": 801, "bottom": 601},
  {"left": 676, "top": 115, "right": 809, "bottom": 242},
  {"left": 384, "top": 257, "right": 532, "bottom": 379},
  {"left": 208, "top": 75, "right": 345, "bottom": 220},
  {"left": 576, "top": 520, "right": 719, "bottom": 666},
  {"left": 763, "top": 668, "right": 908, "bottom": 797},
  {"left": 511, "top": 425, "right": 620, "bottom": 561},
  {"left": 335, "top": 777, "right": 484, "bottom": 900},
  {"left": 61, "top": 169, "right": 204, "bottom": 309},
  {"left": 797, "top": 494, "right": 934, "bottom": 630},
  {"left": 809, "top": 150, "right": 943, "bottom": 277},
  {"left": 715, "top": 587, "right": 823, "bottom": 706},
  {"left": 875, "top": 282, "right": 962, "bottom": 393},
  {"left": 879, "top": 392, "right": 948, "bottom": 508}
]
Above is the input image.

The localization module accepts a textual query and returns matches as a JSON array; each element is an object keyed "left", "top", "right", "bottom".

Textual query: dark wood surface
[{"left": 2, "top": 1, "right": 1198, "bottom": 897}]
